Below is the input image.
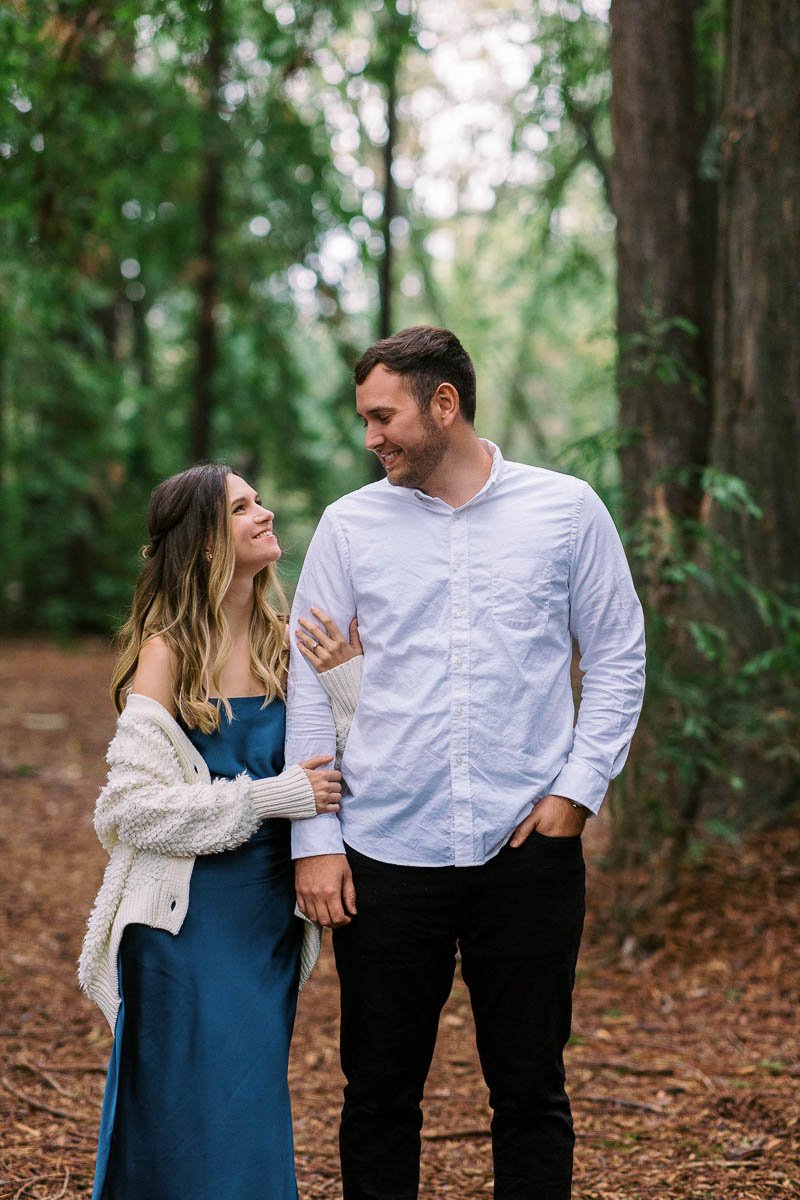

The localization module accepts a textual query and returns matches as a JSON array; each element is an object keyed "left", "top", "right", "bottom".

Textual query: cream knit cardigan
[{"left": 79, "top": 657, "right": 363, "bottom": 1030}]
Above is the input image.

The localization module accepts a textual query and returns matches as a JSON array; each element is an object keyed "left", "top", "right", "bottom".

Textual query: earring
[{"left": 205, "top": 550, "right": 212, "bottom": 562}]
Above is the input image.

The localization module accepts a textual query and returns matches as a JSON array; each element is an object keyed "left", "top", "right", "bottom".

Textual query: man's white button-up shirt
[{"left": 287, "top": 442, "right": 645, "bottom": 867}]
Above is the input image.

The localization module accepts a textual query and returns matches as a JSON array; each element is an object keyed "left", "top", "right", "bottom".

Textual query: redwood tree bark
[
  {"left": 709, "top": 0, "right": 800, "bottom": 599},
  {"left": 610, "top": 0, "right": 715, "bottom": 540},
  {"left": 608, "top": 1, "right": 720, "bottom": 895}
]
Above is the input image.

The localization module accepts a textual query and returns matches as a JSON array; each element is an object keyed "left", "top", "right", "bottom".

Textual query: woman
[{"left": 79, "top": 463, "right": 362, "bottom": 1200}]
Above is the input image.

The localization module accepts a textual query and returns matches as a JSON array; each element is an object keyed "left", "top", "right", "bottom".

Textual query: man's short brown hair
[{"left": 354, "top": 326, "right": 477, "bottom": 424}]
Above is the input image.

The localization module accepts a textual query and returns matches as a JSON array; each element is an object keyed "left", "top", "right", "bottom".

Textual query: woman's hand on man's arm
[
  {"left": 298, "top": 755, "right": 342, "bottom": 814},
  {"left": 295, "top": 608, "right": 362, "bottom": 674}
]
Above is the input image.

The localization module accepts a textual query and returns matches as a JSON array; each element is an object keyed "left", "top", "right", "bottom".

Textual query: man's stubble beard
[{"left": 387, "top": 409, "right": 448, "bottom": 490}]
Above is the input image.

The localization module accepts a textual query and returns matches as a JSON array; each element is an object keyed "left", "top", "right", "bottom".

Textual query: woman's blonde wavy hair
[{"left": 111, "top": 463, "right": 288, "bottom": 733}]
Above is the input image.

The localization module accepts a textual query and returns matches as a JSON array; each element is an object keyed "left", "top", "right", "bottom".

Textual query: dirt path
[{"left": 1, "top": 641, "right": 797, "bottom": 1199}]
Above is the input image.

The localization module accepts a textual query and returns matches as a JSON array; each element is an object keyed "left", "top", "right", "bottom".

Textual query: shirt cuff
[
  {"left": 548, "top": 761, "right": 609, "bottom": 815},
  {"left": 291, "top": 811, "right": 346, "bottom": 859}
]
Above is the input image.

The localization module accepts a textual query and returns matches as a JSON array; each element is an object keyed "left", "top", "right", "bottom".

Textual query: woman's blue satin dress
[{"left": 92, "top": 698, "right": 303, "bottom": 1200}]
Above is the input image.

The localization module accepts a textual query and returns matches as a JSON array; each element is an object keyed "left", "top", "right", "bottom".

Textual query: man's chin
[{"left": 386, "top": 468, "right": 420, "bottom": 489}]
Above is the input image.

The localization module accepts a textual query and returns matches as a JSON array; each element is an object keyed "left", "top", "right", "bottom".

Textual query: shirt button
[
  {"left": 454, "top": 756, "right": 463, "bottom": 766},
  {"left": 455, "top": 705, "right": 464, "bottom": 716},
  {"left": 456, "top": 609, "right": 464, "bottom": 617},
  {"left": 454, "top": 657, "right": 463, "bottom": 668}
]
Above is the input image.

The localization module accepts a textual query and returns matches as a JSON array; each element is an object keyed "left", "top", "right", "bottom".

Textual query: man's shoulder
[
  {"left": 324, "top": 479, "right": 400, "bottom": 522},
  {"left": 501, "top": 458, "right": 590, "bottom": 502}
]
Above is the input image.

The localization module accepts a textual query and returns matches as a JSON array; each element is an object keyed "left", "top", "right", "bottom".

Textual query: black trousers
[{"left": 332, "top": 832, "right": 586, "bottom": 1200}]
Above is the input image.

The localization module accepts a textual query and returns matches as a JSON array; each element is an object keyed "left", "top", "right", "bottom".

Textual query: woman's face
[{"left": 225, "top": 473, "right": 281, "bottom": 571}]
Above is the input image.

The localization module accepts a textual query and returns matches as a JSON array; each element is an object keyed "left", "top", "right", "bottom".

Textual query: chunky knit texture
[
  {"left": 319, "top": 655, "right": 363, "bottom": 766},
  {"left": 79, "top": 669, "right": 361, "bottom": 1029}
]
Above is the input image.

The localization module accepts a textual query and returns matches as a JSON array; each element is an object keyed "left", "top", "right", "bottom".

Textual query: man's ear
[{"left": 433, "top": 382, "right": 460, "bottom": 428}]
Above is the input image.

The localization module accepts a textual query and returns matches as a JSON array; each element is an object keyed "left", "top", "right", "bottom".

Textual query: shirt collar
[{"left": 411, "top": 439, "right": 505, "bottom": 511}]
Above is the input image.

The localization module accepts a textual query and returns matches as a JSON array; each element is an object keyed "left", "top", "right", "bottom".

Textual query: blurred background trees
[
  {"left": 608, "top": 0, "right": 799, "bottom": 914},
  {"left": 1, "top": 0, "right": 797, "bottom": 916}
]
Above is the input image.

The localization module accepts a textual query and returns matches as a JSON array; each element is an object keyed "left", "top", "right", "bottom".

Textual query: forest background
[
  {"left": 2, "top": 0, "right": 798, "bottom": 895},
  {"left": 0, "top": 3, "right": 799, "bottom": 1197}
]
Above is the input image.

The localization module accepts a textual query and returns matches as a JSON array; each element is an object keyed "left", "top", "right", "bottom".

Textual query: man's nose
[{"left": 364, "top": 427, "right": 382, "bottom": 452}]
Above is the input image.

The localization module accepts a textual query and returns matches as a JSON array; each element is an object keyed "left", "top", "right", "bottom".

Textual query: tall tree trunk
[
  {"left": 709, "top": 0, "right": 800, "bottom": 610},
  {"left": 607, "top": 0, "right": 721, "bottom": 908},
  {"left": 191, "top": 0, "right": 225, "bottom": 464},
  {"left": 368, "top": 28, "right": 403, "bottom": 482},
  {"left": 610, "top": 0, "right": 715, "bottom": 551},
  {"left": 379, "top": 66, "right": 397, "bottom": 343},
  {"left": 372, "top": 3, "right": 410, "bottom": 346},
  {"left": 132, "top": 297, "right": 152, "bottom": 389},
  {"left": 0, "top": 302, "right": 8, "bottom": 628}
]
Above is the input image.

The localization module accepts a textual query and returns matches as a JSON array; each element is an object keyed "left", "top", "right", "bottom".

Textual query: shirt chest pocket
[{"left": 490, "top": 557, "right": 554, "bottom": 634}]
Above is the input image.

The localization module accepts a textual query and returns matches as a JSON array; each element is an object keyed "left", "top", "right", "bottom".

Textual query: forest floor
[{"left": 0, "top": 640, "right": 798, "bottom": 1200}]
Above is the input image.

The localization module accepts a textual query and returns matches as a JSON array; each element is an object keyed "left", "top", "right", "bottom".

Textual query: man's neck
[{"left": 419, "top": 433, "right": 493, "bottom": 509}]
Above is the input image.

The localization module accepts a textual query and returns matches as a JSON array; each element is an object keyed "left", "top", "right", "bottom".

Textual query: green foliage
[
  {"left": 620, "top": 310, "right": 706, "bottom": 395},
  {"left": 621, "top": 473, "right": 800, "bottom": 866},
  {"left": 1, "top": 0, "right": 623, "bottom": 632},
  {"left": 0, "top": 0, "right": 388, "bottom": 632},
  {"left": 0, "top": 0, "right": 795, "bottom": 878},
  {"left": 388, "top": 2, "right": 617, "bottom": 466},
  {"left": 559, "top": 415, "right": 799, "bottom": 883},
  {"left": 694, "top": 0, "right": 727, "bottom": 92},
  {"left": 699, "top": 467, "right": 763, "bottom": 520}
]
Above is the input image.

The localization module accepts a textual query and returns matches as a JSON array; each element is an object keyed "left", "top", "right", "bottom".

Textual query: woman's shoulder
[
  {"left": 130, "top": 635, "right": 177, "bottom": 715},
  {"left": 139, "top": 633, "right": 175, "bottom": 665},
  {"left": 111, "top": 693, "right": 198, "bottom": 777}
]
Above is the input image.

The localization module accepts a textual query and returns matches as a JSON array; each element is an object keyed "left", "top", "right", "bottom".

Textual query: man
[{"left": 286, "top": 326, "right": 645, "bottom": 1200}]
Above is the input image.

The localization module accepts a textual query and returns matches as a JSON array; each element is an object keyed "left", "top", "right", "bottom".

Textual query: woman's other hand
[
  {"left": 299, "top": 755, "right": 342, "bottom": 813},
  {"left": 295, "top": 608, "right": 362, "bottom": 674}
]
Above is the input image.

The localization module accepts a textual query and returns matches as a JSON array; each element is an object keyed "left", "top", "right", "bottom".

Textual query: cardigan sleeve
[
  {"left": 94, "top": 715, "right": 316, "bottom": 856},
  {"left": 317, "top": 655, "right": 363, "bottom": 767}
]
